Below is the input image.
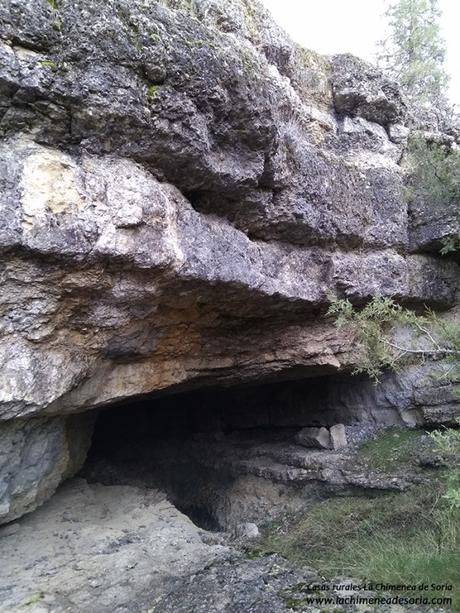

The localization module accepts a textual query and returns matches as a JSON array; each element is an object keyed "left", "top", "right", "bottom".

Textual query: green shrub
[
  {"left": 327, "top": 296, "right": 460, "bottom": 383},
  {"left": 407, "top": 135, "right": 460, "bottom": 207}
]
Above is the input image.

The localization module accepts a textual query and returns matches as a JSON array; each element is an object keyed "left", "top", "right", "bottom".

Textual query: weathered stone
[
  {"left": 388, "top": 123, "right": 410, "bottom": 144},
  {"left": 330, "top": 424, "right": 348, "bottom": 450},
  {"left": 409, "top": 196, "right": 460, "bottom": 256},
  {"left": 330, "top": 54, "right": 406, "bottom": 126},
  {"left": 295, "top": 426, "right": 331, "bottom": 449},
  {"left": 0, "top": 414, "right": 94, "bottom": 524},
  {"left": 233, "top": 522, "right": 260, "bottom": 539},
  {"left": 0, "top": 479, "right": 230, "bottom": 612}
]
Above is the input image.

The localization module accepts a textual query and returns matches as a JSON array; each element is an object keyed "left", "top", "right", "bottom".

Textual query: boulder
[
  {"left": 295, "top": 426, "right": 331, "bottom": 449},
  {"left": 233, "top": 522, "right": 260, "bottom": 539},
  {"left": 330, "top": 424, "right": 348, "bottom": 450},
  {"left": 330, "top": 53, "right": 407, "bottom": 125},
  {"left": 0, "top": 414, "right": 95, "bottom": 524}
]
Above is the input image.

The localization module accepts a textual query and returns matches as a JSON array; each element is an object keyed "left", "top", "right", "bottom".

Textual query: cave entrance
[{"left": 80, "top": 374, "right": 382, "bottom": 531}]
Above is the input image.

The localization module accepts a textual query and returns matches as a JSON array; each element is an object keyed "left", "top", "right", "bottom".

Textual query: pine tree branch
[
  {"left": 383, "top": 339, "right": 460, "bottom": 357},
  {"left": 412, "top": 319, "right": 443, "bottom": 351}
]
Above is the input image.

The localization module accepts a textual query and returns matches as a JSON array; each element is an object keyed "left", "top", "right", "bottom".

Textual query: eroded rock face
[
  {"left": 0, "top": 413, "right": 94, "bottom": 524},
  {"left": 0, "top": 0, "right": 458, "bottom": 523},
  {"left": 0, "top": 0, "right": 458, "bottom": 419}
]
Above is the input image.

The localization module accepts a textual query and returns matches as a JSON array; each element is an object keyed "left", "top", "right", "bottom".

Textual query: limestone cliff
[{"left": 0, "top": 0, "right": 458, "bottom": 523}]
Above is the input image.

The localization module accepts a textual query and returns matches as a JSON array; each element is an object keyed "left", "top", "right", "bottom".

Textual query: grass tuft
[{"left": 358, "top": 427, "right": 422, "bottom": 471}]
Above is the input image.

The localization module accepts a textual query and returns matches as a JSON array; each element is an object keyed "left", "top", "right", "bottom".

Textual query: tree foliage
[
  {"left": 327, "top": 296, "right": 460, "bottom": 382},
  {"left": 407, "top": 135, "right": 460, "bottom": 205},
  {"left": 377, "top": 0, "right": 449, "bottom": 108}
]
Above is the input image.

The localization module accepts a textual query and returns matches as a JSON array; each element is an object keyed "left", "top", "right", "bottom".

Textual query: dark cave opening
[{"left": 80, "top": 373, "right": 396, "bottom": 531}]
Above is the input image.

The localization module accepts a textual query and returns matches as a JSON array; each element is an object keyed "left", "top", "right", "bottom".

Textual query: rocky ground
[
  {"left": 153, "top": 555, "right": 449, "bottom": 613},
  {"left": 0, "top": 480, "right": 326, "bottom": 613},
  {"left": 0, "top": 479, "right": 230, "bottom": 613},
  {"left": 0, "top": 426, "right": 450, "bottom": 612},
  {"left": 0, "top": 477, "right": 450, "bottom": 612}
]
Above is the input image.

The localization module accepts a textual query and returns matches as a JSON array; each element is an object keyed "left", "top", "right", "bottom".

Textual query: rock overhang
[{"left": 0, "top": 0, "right": 459, "bottom": 530}]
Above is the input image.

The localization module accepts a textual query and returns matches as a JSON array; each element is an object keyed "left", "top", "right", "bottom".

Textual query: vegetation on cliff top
[{"left": 377, "top": 0, "right": 449, "bottom": 111}]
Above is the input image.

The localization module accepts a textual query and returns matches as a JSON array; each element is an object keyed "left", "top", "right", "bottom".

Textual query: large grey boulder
[
  {"left": 331, "top": 53, "right": 407, "bottom": 126},
  {"left": 0, "top": 414, "right": 94, "bottom": 524},
  {"left": 330, "top": 424, "right": 348, "bottom": 450}
]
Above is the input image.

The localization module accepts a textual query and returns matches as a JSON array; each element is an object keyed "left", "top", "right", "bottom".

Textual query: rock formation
[{"left": 0, "top": 0, "right": 458, "bottom": 527}]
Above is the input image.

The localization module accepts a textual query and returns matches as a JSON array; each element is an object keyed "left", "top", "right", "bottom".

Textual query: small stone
[
  {"left": 295, "top": 427, "right": 331, "bottom": 449},
  {"left": 233, "top": 522, "right": 259, "bottom": 539},
  {"left": 399, "top": 409, "right": 418, "bottom": 427},
  {"left": 143, "top": 64, "right": 167, "bottom": 85},
  {"left": 330, "top": 424, "right": 348, "bottom": 450},
  {"left": 388, "top": 123, "right": 410, "bottom": 143}
]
